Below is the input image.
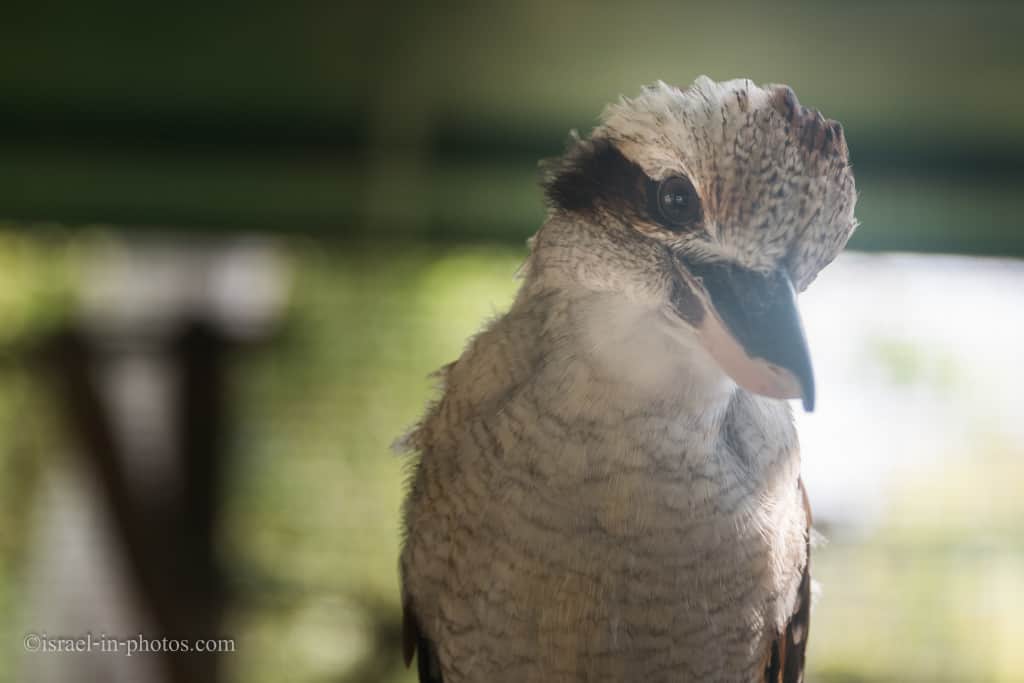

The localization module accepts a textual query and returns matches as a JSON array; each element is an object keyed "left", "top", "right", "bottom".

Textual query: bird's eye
[{"left": 654, "top": 176, "right": 701, "bottom": 229}]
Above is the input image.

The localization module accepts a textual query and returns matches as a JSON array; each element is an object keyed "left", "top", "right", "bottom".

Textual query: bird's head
[{"left": 532, "top": 77, "right": 857, "bottom": 411}]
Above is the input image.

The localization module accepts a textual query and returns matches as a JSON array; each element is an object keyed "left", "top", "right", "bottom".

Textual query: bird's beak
[{"left": 673, "top": 260, "right": 816, "bottom": 411}]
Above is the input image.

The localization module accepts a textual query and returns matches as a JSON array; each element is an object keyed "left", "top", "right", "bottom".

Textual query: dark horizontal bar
[
  {"left": 0, "top": 104, "right": 368, "bottom": 158},
  {"left": 1, "top": 111, "right": 1022, "bottom": 257},
  {"left": 2, "top": 103, "right": 1024, "bottom": 180}
]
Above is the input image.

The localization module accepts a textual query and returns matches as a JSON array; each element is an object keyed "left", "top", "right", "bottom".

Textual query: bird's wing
[
  {"left": 763, "top": 478, "right": 813, "bottom": 683},
  {"left": 403, "top": 600, "right": 445, "bottom": 683}
]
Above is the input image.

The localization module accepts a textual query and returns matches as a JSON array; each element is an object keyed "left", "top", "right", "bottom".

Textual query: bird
[{"left": 397, "top": 76, "right": 857, "bottom": 683}]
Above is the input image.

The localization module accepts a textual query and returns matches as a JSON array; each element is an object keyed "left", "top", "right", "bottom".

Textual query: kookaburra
[{"left": 399, "top": 76, "right": 857, "bottom": 683}]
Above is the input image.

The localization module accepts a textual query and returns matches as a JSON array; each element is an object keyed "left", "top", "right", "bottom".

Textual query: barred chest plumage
[{"left": 400, "top": 291, "right": 809, "bottom": 683}]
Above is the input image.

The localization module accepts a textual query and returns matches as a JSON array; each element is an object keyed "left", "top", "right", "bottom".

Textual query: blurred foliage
[
  {"left": 220, "top": 243, "right": 523, "bottom": 683},
  {"left": 0, "top": 229, "right": 81, "bottom": 683},
  {"left": 0, "top": 231, "right": 1022, "bottom": 681},
  {"left": 813, "top": 442, "right": 1024, "bottom": 682},
  {"left": 864, "top": 337, "right": 961, "bottom": 390},
  {"left": 0, "top": 227, "right": 78, "bottom": 346}
]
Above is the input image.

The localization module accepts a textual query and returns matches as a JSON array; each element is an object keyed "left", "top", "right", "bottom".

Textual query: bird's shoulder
[{"left": 400, "top": 300, "right": 551, "bottom": 456}]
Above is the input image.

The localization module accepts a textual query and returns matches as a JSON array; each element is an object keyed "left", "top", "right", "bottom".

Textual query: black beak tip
[{"left": 801, "top": 382, "right": 815, "bottom": 412}]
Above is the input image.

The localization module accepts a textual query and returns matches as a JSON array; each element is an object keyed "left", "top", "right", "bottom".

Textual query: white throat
[{"left": 574, "top": 292, "right": 736, "bottom": 424}]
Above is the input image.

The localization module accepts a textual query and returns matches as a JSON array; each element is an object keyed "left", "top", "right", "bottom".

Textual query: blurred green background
[{"left": 1, "top": 2, "right": 1023, "bottom": 682}]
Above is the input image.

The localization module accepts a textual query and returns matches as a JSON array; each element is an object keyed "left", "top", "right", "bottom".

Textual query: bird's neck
[
  {"left": 523, "top": 288, "right": 736, "bottom": 432},
  {"left": 473, "top": 284, "right": 800, "bottom": 522},
  {"left": 423, "top": 282, "right": 800, "bottom": 533}
]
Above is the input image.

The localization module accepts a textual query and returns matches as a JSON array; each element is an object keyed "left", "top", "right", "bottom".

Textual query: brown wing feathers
[
  {"left": 403, "top": 601, "right": 445, "bottom": 683},
  {"left": 764, "top": 479, "right": 813, "bottom": 683}
]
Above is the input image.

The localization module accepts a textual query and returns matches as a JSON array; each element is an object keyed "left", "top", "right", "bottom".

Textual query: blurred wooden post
[{"left": 24, "top": 242, "right": 287, "bottom": 683}]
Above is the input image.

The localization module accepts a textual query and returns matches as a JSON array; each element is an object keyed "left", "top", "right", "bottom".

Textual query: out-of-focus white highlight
[{"left": 796, "top": 252, "right": 1024, "bottom": 527}]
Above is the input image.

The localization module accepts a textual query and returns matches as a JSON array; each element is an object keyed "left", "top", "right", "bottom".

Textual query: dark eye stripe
[
  {"left": 542, "top": 137, "right": 703, "bottom": 234},
  {"left": 542, "top": 138, "right": 647, "bottom": 214}
]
